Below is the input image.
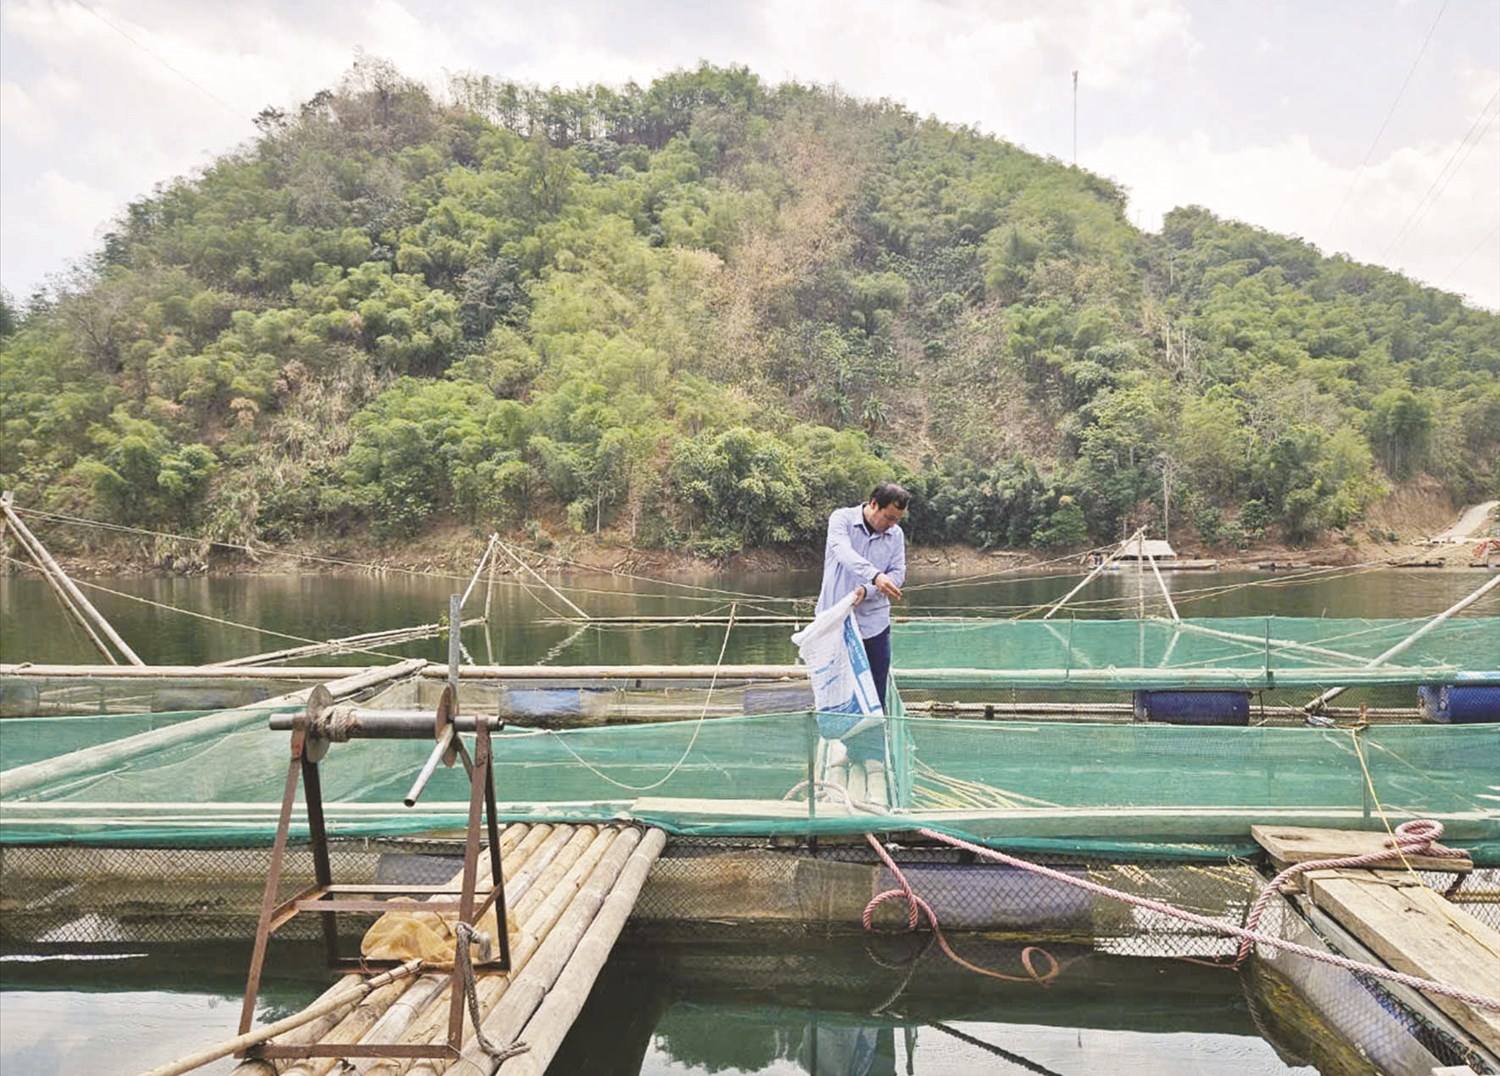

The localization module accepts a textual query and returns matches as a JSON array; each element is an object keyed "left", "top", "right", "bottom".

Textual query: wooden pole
[{"left": 1, "top": 496, "right": 144, "bottom": 664}]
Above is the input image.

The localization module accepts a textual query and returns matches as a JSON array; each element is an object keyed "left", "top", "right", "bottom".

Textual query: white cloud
[
  {"left": 0, "top": 0, "right": 1495, "bottom": 309},
  {"left": 0, "top": 169, "right": 121, "bottom": 296},
  {"left": 0, "top": 80, "right": 46, "bottom": 142},
  {"left": 1090, "top": 120, "right": 1500, "bottom": 308}
]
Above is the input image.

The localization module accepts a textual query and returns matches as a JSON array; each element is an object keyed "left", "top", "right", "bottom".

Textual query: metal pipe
[
  {"left": 404, "top": 726, "right": 457, "bottom": 806},
  {"left": 267, "top": 709, "right": 504, "bottom": 735}
]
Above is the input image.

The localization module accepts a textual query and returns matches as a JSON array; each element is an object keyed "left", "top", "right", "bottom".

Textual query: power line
[
  {"left": 1325, "top": 0, "right": 1450, "bottom": 233},
  {"left": 1381, "top": 87, "right": 1500, "bottom": 260},
  {"left": 71, "top": 0, "right": 243, "bottom": 119},
  {"left": 1440, "top": 221, "right": 1500, "bottom": 288}
]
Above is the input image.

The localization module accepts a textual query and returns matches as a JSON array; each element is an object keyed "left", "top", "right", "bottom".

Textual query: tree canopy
[{"left": 4, "top": 59, "right": 1496, "bottom": 556}]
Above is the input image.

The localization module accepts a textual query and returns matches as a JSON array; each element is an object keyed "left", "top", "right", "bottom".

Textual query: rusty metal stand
[{"left": 237, "top": 684, "right": 511, "bottom": 1062}]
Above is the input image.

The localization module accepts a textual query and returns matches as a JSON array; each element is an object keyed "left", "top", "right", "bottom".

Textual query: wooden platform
[
  {"left": 227, "top": 822, "right": 664, "bottom": 1076},
  {"left": 1252, "top": 825, "right": 1500, "bottom": 1058}
]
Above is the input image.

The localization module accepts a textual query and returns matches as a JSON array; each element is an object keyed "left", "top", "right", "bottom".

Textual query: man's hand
[
  {"left": 852, "top": 585, "right": 867, "bottom": 606},
  {"left": 872, "top": 572, "right": 902, "bottom": 601}
]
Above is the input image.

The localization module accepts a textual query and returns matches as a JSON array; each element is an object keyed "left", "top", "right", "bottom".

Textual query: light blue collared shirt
[{"left": 815, "top": 504, "right": 906, "bottom": 639}]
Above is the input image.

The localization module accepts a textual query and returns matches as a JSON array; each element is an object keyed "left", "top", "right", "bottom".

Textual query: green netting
[
  {"left": 3, "top": 691, "right": 1495, "bottom": 862},
  {"left": 891, "top": 616, "right": 1500, "bottom": 688},
  {"left": 0, "top": 709, "right": 219, "bottom": 768}
]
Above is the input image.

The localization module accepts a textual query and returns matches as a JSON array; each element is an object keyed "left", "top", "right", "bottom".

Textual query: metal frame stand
[{"left": 237, "top": 684, "right": 511, "bottom": 1062}]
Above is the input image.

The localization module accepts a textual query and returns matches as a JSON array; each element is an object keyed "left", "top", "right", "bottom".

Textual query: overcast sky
[{"left": 2, "top": 0, "right": 1498, "bottom": 310}]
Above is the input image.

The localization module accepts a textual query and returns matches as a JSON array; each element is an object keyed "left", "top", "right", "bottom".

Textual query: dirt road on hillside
[{"left": 1430, "top": 501, "right": 1499, "bottom": 542}]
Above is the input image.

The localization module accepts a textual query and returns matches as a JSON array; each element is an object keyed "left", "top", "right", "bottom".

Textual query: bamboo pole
[
  {"left": 0, "top": 706, "right": 266, "bottom": 798},
  {"left": 494, "top": 539, "right": 590, "bottom": 620},
  {"left": 212, "top": 622, "right": 479, "bottom": 668},
  {"left": 0, "top": 660, "right": 428, "bottom": 798},
  {"left": 2, "top": 497, "right": 144, "bottom": 664},
  {"left": 442, "top": 830, "right": 645, "bottom": 1074},
  {"left": 1042, "top": 528, "right": 1143, "bottom": 620},
  {"left": 137, "top": 959, "right": 423, "bottom": 1076},
  {"left": 230, "top": 825, "right": 537, "bottom": 1076},
  {"left": 0, "top": 662, "right": 806, "bottom": 681},
  {"left": 459, "top": 536, "right": 499, "bottom": 611},
  {"left": 362, "top": 826, "right": 630, "bottom": 1076},
  {"left": 4, "top": 523, "right": 118, "bottom": 663},
  {"left": 391, "top": 829, "right": 622, "bottom": 1076},
  {"left": 493, "top": 829, "right": 667, "bottom": 1076},
  {"left": 1304, "top": 572, "right": 1500, "bottom": 713},
  {"left": 271, "top": 826, "right": 538, "bottom": 1076},
  {"left": 335, "top": 822, "right": 574, "bottom": 1074},
  {"left": 1144, "top": 547, "right": 1179, "bottom": 623},
  {"left": 393, "top": 831, "right": 621, "bottom": 1076}
]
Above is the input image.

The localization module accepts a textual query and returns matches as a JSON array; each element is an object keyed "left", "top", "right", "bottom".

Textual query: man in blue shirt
[{"left": 815, "top": 482, "right": 909, "bottom": 712}]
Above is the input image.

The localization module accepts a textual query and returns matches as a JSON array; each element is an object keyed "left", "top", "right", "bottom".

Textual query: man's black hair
[{"left": 869, "top": 482, "right": 910, "bottom": 510}]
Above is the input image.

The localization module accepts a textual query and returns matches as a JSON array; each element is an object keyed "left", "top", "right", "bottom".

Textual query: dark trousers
[{"left": 863, "top": 627, "right": 891, "bottom": 712}]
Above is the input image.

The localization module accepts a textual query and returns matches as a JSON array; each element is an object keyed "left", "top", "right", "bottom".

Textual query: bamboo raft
[{"left": 161, "top": 822, "right": 666, "bottom": 1076}]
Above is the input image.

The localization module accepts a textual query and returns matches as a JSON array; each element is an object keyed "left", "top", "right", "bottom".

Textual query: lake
[{"left": 3, "top": 561, "right": 1495, "bottom": 1075}]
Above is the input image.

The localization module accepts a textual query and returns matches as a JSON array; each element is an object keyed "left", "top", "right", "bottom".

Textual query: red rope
[
  {"left": 913, "top": 825, "right": 1499, "bottom": 1013},
  {"left": 1235, "top": 818, "right": 1468, "bottom": 963},
  {"left": 862, "top": 833, "right": 1061, "bottom": 985}
]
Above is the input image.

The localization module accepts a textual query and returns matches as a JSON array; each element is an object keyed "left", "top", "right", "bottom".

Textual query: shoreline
[{"left": 2, "top": 527, "right": 1486, "bottom": 581}]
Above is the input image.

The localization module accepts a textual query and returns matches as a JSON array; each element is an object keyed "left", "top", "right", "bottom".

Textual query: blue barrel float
[
  {"left": 1417, "top": 684, "right": 1500, "bottom": 723},
  {"left": 1132, "top": 690, "right": 1251, "bottom": 726}
]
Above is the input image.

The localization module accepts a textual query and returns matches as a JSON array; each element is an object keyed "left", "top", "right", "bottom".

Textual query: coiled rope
[{"left": 453, "top": 922, "right": 529, "bottom": 1063}]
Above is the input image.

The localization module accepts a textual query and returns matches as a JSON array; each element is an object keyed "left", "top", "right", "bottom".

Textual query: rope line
[
  {"left": 917, "top": 825, "right": 1499, "bottom": 1012},
  {"left": 453, "top": 922, "right": 528, "bottom": 1062},
  {"left": 1235, "top": 818, "right": 1468, "bottom": 964},
  {"left": 539, "top": 604, "right": 738, "bottom": 792},
  {"left": 0, "top": 555, "right": 412, "bottom": 665},
  {"left": 862, "top": 832, "right": 1063, "bottom": 986},
  {"left": 786, "top": 774, "right": 1497, "bottom": 1013}
]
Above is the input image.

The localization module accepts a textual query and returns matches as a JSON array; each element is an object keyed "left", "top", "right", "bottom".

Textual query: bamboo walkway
[{"left": 226, "top": 822, "right": 665, "bottom": 1076}]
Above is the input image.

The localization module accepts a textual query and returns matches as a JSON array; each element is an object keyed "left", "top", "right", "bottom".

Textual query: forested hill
[{"left": 3, "top": 60, "right": 1497, "bottom": 560}]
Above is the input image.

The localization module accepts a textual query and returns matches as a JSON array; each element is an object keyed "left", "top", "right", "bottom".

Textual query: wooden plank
[
  {"left": 1252, "top": 824, "right": 1473, "bottom": 874},
  {"left": 1306, "top": 870, "right": 1500, "bottom": 1054}
]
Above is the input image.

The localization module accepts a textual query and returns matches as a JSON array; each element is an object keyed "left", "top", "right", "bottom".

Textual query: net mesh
[
  {"left": 1, "top": 682, "right": 1496, "bottom": 861},
  {"left": 892, "top": 615, "right": 1500, "bottom": 688}
]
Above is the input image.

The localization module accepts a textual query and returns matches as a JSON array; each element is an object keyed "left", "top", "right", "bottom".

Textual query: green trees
[{"left": 2, "top": 64, "right": 1495, "bottom": 558}]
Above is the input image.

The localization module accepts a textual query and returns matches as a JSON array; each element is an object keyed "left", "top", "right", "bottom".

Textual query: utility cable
[
  {"left": 1325, "top": 0, "right": 1450, "bottom": 233},
  {"left": 1381, "top": 87, "right": 1500, "bottom": 260}
]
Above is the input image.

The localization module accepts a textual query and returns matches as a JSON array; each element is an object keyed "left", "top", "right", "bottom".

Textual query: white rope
[{"left": 539, "top": 604, "right": 738, "bottom": 792}]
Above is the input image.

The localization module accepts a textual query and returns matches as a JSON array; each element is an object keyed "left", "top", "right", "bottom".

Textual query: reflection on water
[
  {"left": 2, "top": 567, "right": 1490, "bottom": 1074},
  {"left": 2, "top": 566, "right": 1495, "bottom": 668},
  {"left": 0, "top": 934, "right": 1319, "bottom": 1076}
]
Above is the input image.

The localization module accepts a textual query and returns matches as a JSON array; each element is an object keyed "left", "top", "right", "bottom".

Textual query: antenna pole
[{"left": 1072, "top": 70, "right": 1079, "bottom": 164}]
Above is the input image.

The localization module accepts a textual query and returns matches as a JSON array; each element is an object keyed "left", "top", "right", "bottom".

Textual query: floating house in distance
[
  {"left": 1117, "top": 538, "right": 1178, "bottom": 561},
  {"left": 1104, "top": 535, "right": 1219, "bottom": 571}
]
